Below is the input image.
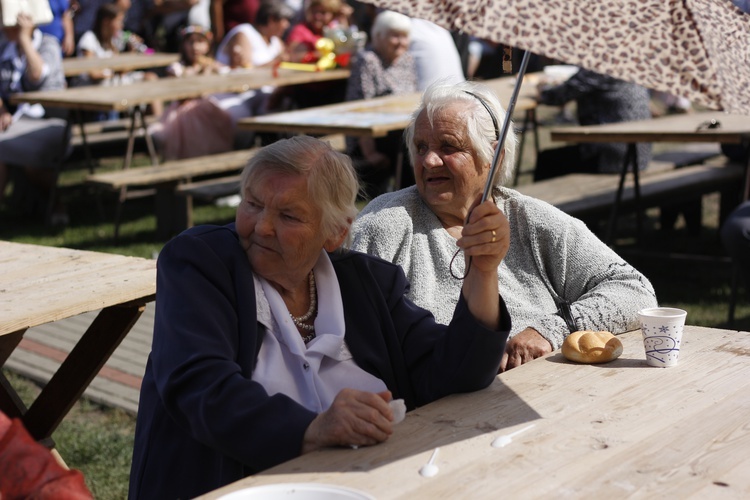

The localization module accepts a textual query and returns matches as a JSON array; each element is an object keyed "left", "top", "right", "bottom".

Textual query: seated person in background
[
  {"left": 128, "top": 135, "right": 511, "bottom": 499},
  {"left": 74, "top": 3, "right": 162, "bottom": 113},
  {"left": 38, "top": 0, "right": 76, "bottom": 55},
  {"left": 722, "top": 200, "right": 750, "bottom": 295},
  {"left": 214, "top": 0, "right": 292, "bottom": 69},
  {"left": 345, "top": 10, "right": 416, "bottom": 199},
  {"left": 210, "top": 0, "right": 293, "bottom": 148},
  {"left": 281, "top": 0, "right": 351, "bottom": 108},
  {"left": 148, "top": 25, "right": 233, "bottom": 160},
  {"left": 408, "top": 18, "right": 465, "bottom": 91},
  {"left": 533, "top": 68, "right": 652, "bottom": 181},
  {"left": 0, "top": 13, "right": 70, "bottom": 223},
  {"left": 285, "top": 0, "right": 349, "bottom": 62},
  {"left": 351, "top": 80, "right": 658, "bottom": 371}
]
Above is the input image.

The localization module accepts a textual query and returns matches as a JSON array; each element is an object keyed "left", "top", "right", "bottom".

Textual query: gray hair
[
  {"left": 371, "top": 10, "right": 411, "bottom": 41},
  {"left": 240, "top": 135, "right": 359, "bottom": 246},
  {"left": 404, "top": 80, "right": 518, "bottom": 187}
]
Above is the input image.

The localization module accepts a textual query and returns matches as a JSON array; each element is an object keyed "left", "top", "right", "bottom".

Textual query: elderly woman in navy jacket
[{"left": 129, "top": 135, "right": 512, "bottom": 499}]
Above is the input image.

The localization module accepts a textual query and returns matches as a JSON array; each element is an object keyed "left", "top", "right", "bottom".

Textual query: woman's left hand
[
  {"left": 456, "top": 196, "right": 509, "bottom": 273},
  {"left": 301, "top": 389, "right": 394, "bottom": 453}
]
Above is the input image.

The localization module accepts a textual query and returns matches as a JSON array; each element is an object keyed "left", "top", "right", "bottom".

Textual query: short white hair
[
  {"left": 404, "top": 80, "right": 517, "bottom": 187},
  {"left": 371, "top": 10, "right": 411, "bottom": 41}
]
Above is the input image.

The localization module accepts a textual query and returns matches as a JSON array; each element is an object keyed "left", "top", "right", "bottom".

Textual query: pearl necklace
[{"left": 290, "top": 271, "right": 317, "bottom": 342}]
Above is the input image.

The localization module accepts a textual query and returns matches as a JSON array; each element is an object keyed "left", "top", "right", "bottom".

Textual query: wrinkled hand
[
  {"left": 456, "top": 196, "right": 510, "bottom": 273},
  {"left": 500, "top": 328, "right": 553, "bottom": 372},
  {"left": 302, "top": 389, "right": 394, "bottom": 453}
]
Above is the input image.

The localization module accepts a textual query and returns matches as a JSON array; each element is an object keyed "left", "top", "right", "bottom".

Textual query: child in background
[
  {"left": 148, "top": 25, "right": 234, "bottom": 160},
  {"left": 74, "top": 3, "right": 162, "bottom": 114}
]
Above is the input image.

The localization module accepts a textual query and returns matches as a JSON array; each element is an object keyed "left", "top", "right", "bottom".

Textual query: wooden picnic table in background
[
  {"left": 0, "top": 241, "right": 155, "bottom": 447},
  {"left": 200, "top": 325, "right": 750, "bottom": 499},
  {"left": 13, "top": 67, "right": 351, "bottom": 113},
  {"left": 10, "top": 66, "right": 351, "bottom": 176},
  {"left": 236, "top": 74, "right": 539, "bottom": 186},
  {"left": 237, "top": 74, "right": 538, "bottom": 138},
  {"left": 62, "top": 52, "right": 180, "bottom": 77},
  {"left": 550, "top": 111, "right": 750, "bottom": 242}
]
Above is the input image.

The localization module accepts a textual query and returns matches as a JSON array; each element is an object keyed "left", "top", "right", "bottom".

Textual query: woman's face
[
  {"left": 103, "top": 13, "right": 124, "bottom": 39},
  {"left": 412, "top": 103, "right": 488, "bottom": 220},
  {"left": 235, "top": 171, "right": 343, "bottom": 290},
  {"left": 375, "top": 29, "right": 409, "bottom": 65},
  {"left": 183, "top": 34, "right": 210, "bottom": 62},
  {"left": 306, "top": 4, "right": 334, "bottom": 33},
  {"left": 267, "top": 16, "right": 291, "bottom": 38}
]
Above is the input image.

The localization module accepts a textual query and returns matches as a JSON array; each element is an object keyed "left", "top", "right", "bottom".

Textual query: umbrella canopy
[{"left": 360, "top": 0, "right": 750, "bottom": 114}]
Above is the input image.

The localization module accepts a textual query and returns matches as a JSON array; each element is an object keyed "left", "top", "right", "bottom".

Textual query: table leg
[
  {"left": 604, "top": 144, "right": 639, "bottom": 244},
  {"left": 19, "top": 300, "right": 148, "bottom": 442},
  {"left": 154, "top": 182, "right": 188, "bottom": 239}
]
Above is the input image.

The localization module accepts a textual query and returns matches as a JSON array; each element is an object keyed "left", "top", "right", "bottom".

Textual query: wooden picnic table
[
  {"left": 200, "top": 325, "right": 750, "bottom": 499},
  {"left": 236, "top": 74, "right": 539, "bottom": 187},
  {"left": 550, "top": 111, "right": 750, "bottom": 242},
  {"left": 62, "top": 52, "right": 179, "bottom": 77},
  {"left": 10, "top": 67, "right": 351, "bottom": 168},
  {"left": 0, "top": 241, "right": 156, "bottom": 447},
  {"left": 237, "top": 75, "right": 537, "bottom": 138}
]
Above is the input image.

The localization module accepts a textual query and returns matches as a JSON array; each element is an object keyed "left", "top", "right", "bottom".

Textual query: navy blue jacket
[{"left": 129, "top": 224, "right": 510, "bottom": 499}]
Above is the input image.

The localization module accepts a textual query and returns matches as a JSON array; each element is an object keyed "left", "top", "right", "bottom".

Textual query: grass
[{"left": 1, "top": 108, "right": 748, "bottom": 498}]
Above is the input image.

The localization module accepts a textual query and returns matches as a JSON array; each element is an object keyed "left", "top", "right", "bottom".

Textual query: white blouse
[{"left": 252, "top": 250, "right": 387, "bottom": 413}]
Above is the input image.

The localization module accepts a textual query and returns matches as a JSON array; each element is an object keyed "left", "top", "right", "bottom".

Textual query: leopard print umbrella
[{"left": 359, "top": 0, "right": 750, "bottom": 114}]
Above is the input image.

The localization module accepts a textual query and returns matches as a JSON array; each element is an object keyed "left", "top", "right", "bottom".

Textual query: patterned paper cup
[{"left": 638, "top": 307, "right": 687, "bottom": 367}]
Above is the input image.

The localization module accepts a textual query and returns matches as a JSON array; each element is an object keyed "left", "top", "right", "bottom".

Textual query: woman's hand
[
  {"left": 456, "top": 196, "right": 509, "bottom": 273},
  {"left": 15, "top": 12, "right": 35, "bottom": 40},
  {"left": 500, "top": 327, "right": 553, "bottom": 372},
  {"left": 456, "top": 196, "right": 509, "bottom": 330},
  {"left": 0, "top": 109, "right": 12, "bottom": 132},
  {"left": 301, "top": 389, "right": 394, "bottom": 453}
]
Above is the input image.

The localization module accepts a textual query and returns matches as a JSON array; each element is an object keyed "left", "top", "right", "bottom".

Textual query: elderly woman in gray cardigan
[{"left": 351, "top": 80, "right": 657, "bottom": 371}]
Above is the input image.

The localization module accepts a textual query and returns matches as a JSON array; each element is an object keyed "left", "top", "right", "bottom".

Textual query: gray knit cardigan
[{"left": 351, "top": 186, "right": 658, "bottom": 349}]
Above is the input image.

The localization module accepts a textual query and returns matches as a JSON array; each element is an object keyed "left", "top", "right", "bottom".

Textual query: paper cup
[{"left": 638, "top": 307, "right": 687, "bottom": 367}]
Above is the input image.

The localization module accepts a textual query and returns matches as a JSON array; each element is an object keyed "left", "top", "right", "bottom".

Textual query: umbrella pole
[{"left": 482, "top": 49, "right": 533, "bottom": 202}]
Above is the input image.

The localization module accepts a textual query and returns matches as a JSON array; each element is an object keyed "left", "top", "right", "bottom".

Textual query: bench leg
[{"left": 155, "top": 184, "right": 189, "bottom": 240}]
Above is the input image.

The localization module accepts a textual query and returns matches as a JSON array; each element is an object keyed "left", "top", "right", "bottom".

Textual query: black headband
[{"left": 463, "top": 90, "right": 500, "bottom": 140}]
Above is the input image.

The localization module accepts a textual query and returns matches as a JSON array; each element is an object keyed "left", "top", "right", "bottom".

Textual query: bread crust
[{"left": 562, "top": 330, "right": 623, "bottom": 364}]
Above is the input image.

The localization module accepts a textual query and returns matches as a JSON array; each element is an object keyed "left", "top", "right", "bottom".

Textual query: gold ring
[{"left": 491, "top": 230, "right": 496, "bottom": 243}]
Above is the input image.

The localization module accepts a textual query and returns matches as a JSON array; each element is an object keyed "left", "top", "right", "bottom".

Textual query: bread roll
[{"left": 562, "top": 330, "right": 623, "bottom": 364}]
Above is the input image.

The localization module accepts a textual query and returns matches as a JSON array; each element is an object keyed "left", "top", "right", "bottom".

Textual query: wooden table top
[
  {"left": 62, "top": 52, "right": 179, "bottom": 77},
  {"left": 0, "top": 241, "right": 156, "bottom": 336},
  {"left": 200, "top": 325, "right": 750, "bottom": 499},
  {"left": 237, "top": 75, "right": 538, "bottom": 137},
  {"left": 550, "top": 111, "right": 750, "bottom": 144},
  {"left": 10, "top": 67, "right": 351, "bottom": 112}
]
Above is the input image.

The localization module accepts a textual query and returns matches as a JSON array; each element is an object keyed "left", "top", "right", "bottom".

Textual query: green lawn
[{"left": 1, "top": 114, "right": 747, "bottom": 498}]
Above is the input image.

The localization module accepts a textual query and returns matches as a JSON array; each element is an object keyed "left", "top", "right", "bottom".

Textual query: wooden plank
[
  {"left": 0, "top": 242, "right": 156, "bottom": 336},
  {"left": 516, "top": 163, "right": 743, "bottom": 217},
  {"left": 63, "top": 53, "right": 179, "bottom": 77},
  {"left": 199, "top": 327, "right": 750, "bottom": 499},
  {"left": 11, "top": 68, "right": 351, "bottom": 112},
  {"left": 86, "top": 149, "right": 257, "bottom": 189},
  {"left": 550, "top": 111, "right": 750, "bottom": 144}
]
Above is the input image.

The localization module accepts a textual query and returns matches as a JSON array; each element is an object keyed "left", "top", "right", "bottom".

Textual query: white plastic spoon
[
  {"left": 419, "top": 447, "right": 440, "bottom": 477},
  {"left": 491, "top": 424, "right": 536, "bottom": 448}
]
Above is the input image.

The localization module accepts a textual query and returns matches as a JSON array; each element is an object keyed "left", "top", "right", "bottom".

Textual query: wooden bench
[
  {"left": 174, "top": 133, "right": 347, "bottom": 203},
  {"left": 515, "top": 159, "right": 744, "bottom": 239},
  {"left": 87, "top": 148, "right": 258, "bottom": 239}
]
